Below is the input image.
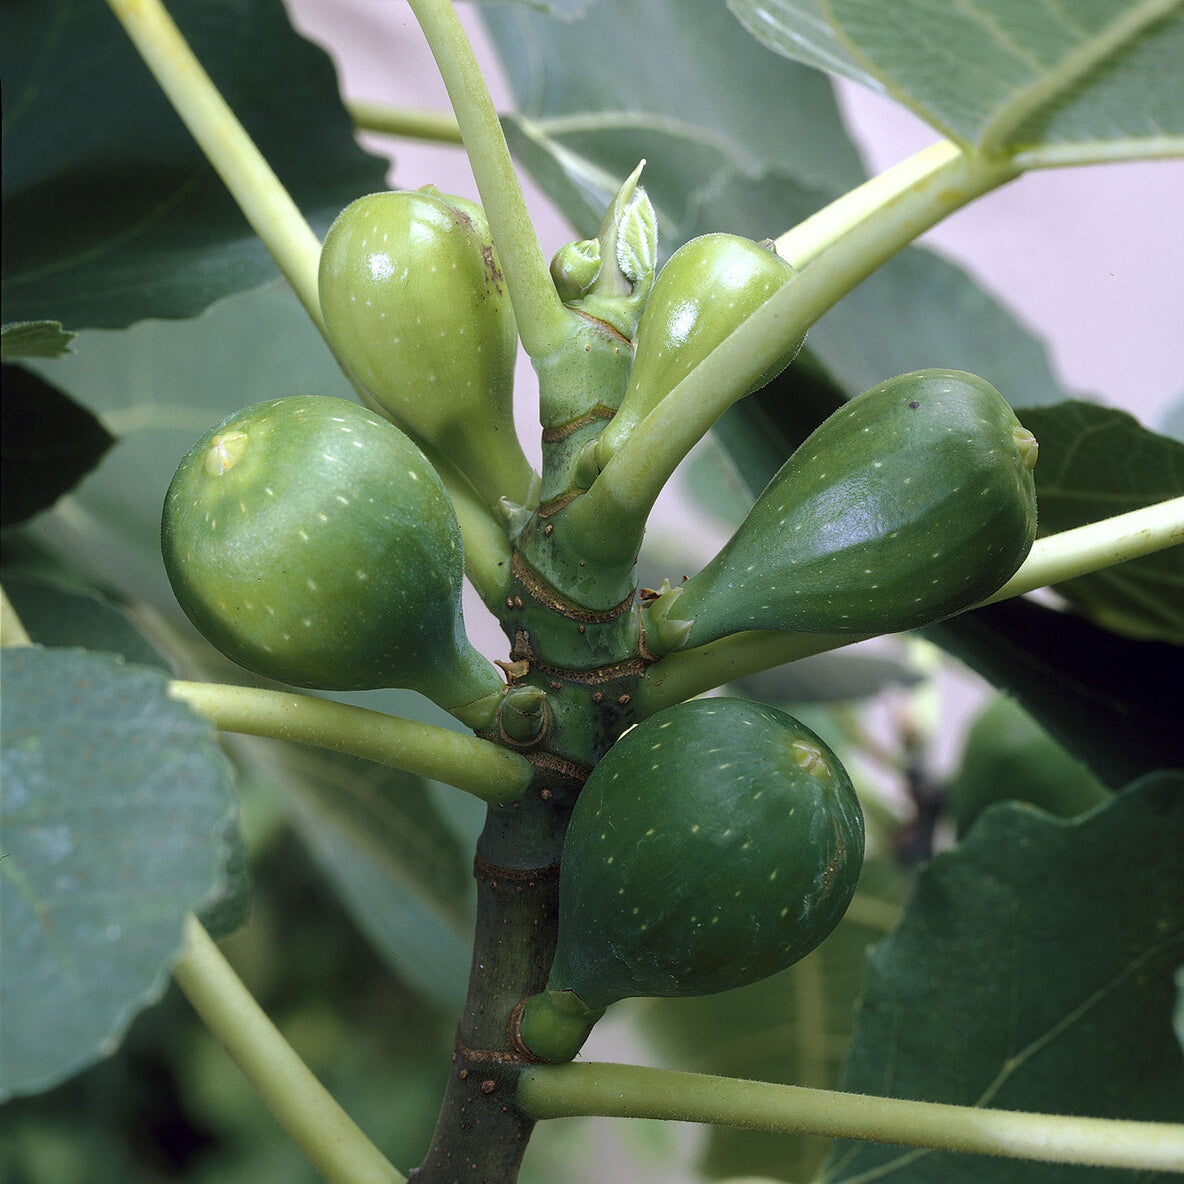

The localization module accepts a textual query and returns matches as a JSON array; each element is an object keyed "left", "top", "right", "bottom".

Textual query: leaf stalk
[
  {"left": 173, "top": 915, "right": 405, "bottom": 1184},
  {"left": 105, "top": 0, "right": 324, "bottom": 329},
  {"left": 169, "top": 681, "right": 532, "bottom": 805},
  {"left": 518, "top": 1061, "right": 1184, "bottom": 1172},
  {"left": 404, "top": 0, "right": 570, "bottom": 360}
]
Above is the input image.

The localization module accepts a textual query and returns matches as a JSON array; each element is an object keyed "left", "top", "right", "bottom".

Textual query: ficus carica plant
[{"left": 2, "top": 2, "right": 1183, "bottom": 1184}]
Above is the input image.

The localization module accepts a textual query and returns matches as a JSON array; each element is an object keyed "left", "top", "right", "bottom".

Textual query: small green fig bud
[
  {"left": 558, "top": 161, "right": 657, "bottom": 340},
  {"left": 596, "top": 233, "right": 802, "bottom": 465}
]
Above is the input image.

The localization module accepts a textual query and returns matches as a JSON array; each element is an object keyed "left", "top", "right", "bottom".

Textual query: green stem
[
  {"left": 518, "top": 1062, "right": 1184, "bottom": 1172},
  {"left": 105, "top": 0, "right": 323, "bottom": 330},
  {"left": 404, "top": 0, "right": 570, "bottom": 360},
  {"left": 173, "top": 915, "right": 405, "bottom": 1184},
  {"left": 564, "top": 142, "right": 1017, "bottom": 563},
  {"left": 169, "top": 681, "right": 531, "bottom": 805},
  {"left": 636, "top": 497, "right": 1184, "bottom": 717},
  {"left": 347, "top": 99, "right": 463, "bottom": 143},
  {"left": 985, "top": 495, "right": 1184, "bottom": 604}
]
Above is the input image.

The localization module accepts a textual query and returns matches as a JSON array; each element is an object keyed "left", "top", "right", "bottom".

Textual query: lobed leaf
[
  {"left": 0, "top": 647, "right": 239, "bottom": 1100},
  {"left": 1015, "top": 401, "right": 1184, "bottom": 644},
  {"left": 824, "top": 772, "right": 1184, "bottom": 1183},
  {"left": 0, "top": 0, "right": 389, "bottom": 330},
  {"left": 729, "top": 0, "right": 1184, "bottom": 158}
]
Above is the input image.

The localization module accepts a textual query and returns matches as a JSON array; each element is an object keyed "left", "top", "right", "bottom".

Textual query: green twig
[
  {"left": 169, "top": 681, "right": 531, "bottom": 804},
  {"left": 564, "top": 142, "right": 1018, "bottom": 562},
  {"left": 347, "top": 99, "right": 463, "bottom": 143},
  {"left": 173, "top": 915, "right": 405, "bottom": 1184},
  {"left": 403, "top": 0, "right": 570, "bottom": 360},
  {"left": 105, "top": 0, "right": 323, "bottom": 330},
  {"left": 518, "top": 1062, "right": 1184, "bottom": 1171},
  {"left": 636, "top": 498, "right": 1184, "bottom": 716}
]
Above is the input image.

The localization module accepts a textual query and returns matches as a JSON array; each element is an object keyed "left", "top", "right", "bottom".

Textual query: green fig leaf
[
  {"left": 729, "top": 0, "right": 1184, "bottom": 158},
  {"left": 0, "top": 647, "right": 239, "bottom": 1101},
  {"left": 927, "top": 599, "right": 1184, "bottom": 790},
  {"left": 0, "top": 364, "right": 116, "bottom": 529},
  {"left": 823, "top": 773, "right": 1184, "bottom": 1182},
  {"left": 1015, "top": 401, "right": 1184, "bottom": 645},
  {"left": 0, "top": 0, "right": 388, "bottom": 330},
  {"left": 2, "top": 574, "right": 171, "bottom": 673},
  {"left": 483, "top": 0, "right": 866, "bottom": 246},
  {"left": 947, "top": 695, "right": 1112, "bottom": 836}
]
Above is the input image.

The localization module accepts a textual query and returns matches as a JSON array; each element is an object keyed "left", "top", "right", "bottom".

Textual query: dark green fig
[
  {"left": 318, "top": 188, "right": 535, "bottom": 509},
  {"left": 161, "top": 396, "right": 503, "bottom": 723},
  {"left": 646, "top": 369, "right": 1039, "bottom": 652},
  {"left": 516, "top": 697, "right": 864, "bottom": 1061},
  {"left": 595, "top": 233, "right": 801, "bottom": 465}
]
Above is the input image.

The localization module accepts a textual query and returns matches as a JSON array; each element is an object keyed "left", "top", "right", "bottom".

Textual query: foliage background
[{"left": 2, "top": 2, "right": 1182, "bottom": 1183}]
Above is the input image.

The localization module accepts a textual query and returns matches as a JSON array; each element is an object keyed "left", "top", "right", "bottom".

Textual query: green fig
[
  {"left": 595, "top": 233, "right": 802, "bottom": 465},
  {"left": 646, "top": 369, "right": 1038, "bottom": 652},
  {"left": 161, "top": 395, "right": 502, "bottom": 723},
  {"left": 318, "top": 188, "right": 535, "bottom": 509},
  {"left": 516, "top": 697, "right": 864, "bottom": 1061}
]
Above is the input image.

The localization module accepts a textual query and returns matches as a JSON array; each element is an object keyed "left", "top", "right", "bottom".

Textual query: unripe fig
[
  {"left": 595, "top": 233, "right": 802, "bottom": 464},
  {"left": 646, "top": 369, "right": 1038, "bottom": 652},
  {"left": 318, "top": 188, "right": 535, "bottom": 508},
  {"left": 516, "top": 697, "right": 864, "bottom": 1061},
  {"left": 161, "top": 396, "right": 503, "bottom": 723}
]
